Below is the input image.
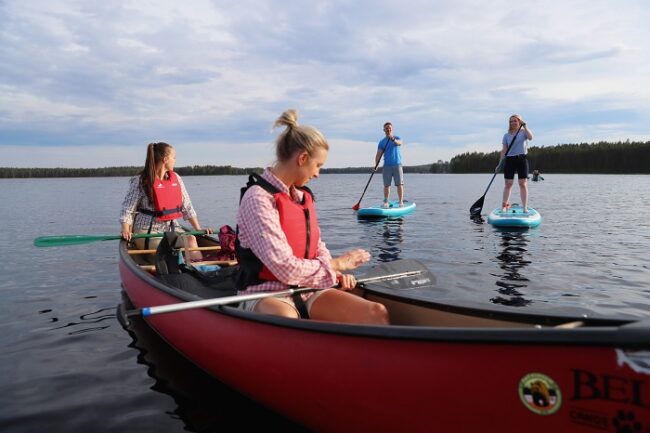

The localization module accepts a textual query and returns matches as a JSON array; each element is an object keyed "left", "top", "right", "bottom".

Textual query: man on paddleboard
[{"left": 375, "top": 122, "right": 405, "bottom": 207}]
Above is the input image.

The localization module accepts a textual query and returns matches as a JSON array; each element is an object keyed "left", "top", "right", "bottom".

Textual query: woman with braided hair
[{"left": 119, "top": 142, "right": 212, "bottom": 257}]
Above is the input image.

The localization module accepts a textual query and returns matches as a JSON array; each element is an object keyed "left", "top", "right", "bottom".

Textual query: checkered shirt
[
  {"left": 119, "top": 174, "right": 197, "bottom": 232},
  {"left": 237, "top": 168, "right": 336, "bottom": 294}
]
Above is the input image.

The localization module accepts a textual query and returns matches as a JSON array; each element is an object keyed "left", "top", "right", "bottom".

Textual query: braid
[{"left": 139, "top": 142, "right": 172, "bottom": 202}]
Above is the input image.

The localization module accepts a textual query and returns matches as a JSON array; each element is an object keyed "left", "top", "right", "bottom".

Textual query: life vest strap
[
  {"left": 235, "top": 172, "right": 319, "bottom": 293},
  {"left": 240, "top": 173, "right": 316, "bottom": 203},
  {"left": 139, "top": 207, "right": 183, "bottom": 218}
]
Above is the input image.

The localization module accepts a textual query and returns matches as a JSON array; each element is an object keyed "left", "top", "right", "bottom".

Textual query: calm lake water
[{"left": 1, "top": 173, "right": 649, "bottom": 432}]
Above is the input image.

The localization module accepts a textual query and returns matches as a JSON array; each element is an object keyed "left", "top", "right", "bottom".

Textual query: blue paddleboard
[
  {"left": 487, "top": 204, "right": 541, "bottom": 228},
  {"left": 357, "top": 201, "right": 416, "bottom": 219}
]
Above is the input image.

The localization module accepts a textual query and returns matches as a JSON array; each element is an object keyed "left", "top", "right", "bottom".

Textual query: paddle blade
[
  {"left": 358, "top": 259, "right": 436, "bottom": 291},
  {"left": 34, "top": 234, "right": 121, "bottom": 247},
  {"left": 352, "top": 202, "right": 361, "bottom": 211},
  {"left": 469, "top": 196, "right": 485, "bottom": 217}
]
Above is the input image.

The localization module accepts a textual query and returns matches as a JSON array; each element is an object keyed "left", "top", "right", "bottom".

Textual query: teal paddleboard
[
  {"left": 357, "top": 201, "right": 416, "bottom": 219},
  {"left": 487, "top": 204, "right": 541, "bottom": 228}
]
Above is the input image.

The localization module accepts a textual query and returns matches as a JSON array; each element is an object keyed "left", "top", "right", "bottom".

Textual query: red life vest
[
  {"left": 257, "top": 188, "right": 320, "bottom": 281},
  {"left": 235, "top": 173, "right": 321, "bottom": 287},
  {"left": 151, "top": 171, "right": 183, "bottom": 221}
]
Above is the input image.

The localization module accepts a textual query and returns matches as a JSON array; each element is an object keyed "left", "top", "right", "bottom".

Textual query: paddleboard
[
  {"left": 357, "top": 201, "right": 416, "bottom": 219},
  {"left": 487, "top": 204, "right": 541, "bottom": 228}
]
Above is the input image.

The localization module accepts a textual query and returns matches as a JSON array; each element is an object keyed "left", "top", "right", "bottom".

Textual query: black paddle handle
[
  {"left": 485, "top": 125, "right": 524, "bottom": 195},
  {"left": 469, "top": 124, "right": 526, "bottom": 216},
  {"left": 501, "top": 123, "right": 525, "bottom": 162},
  {"left": 487, "top": 124, "right": 526, "bottom": 193},
  {"left": 355, "top": 138, "right": 393, "bottom": 206}
]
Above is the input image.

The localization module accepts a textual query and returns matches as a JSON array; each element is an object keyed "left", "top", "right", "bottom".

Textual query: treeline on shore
[
  {"left": 449, "top": 140, "right": 650, "bottom": 174},
  {"left": 0, "top": 165, "right": 262, "bottom": 179},
  {"left": 0, "top": 162, "right": 448, "bottom": 178},
  {"left": 2, "top": 141, "right": 649, "bottom": 178},
  {"left": 322, "top": 163, "right": 446, "bottom": 174}
]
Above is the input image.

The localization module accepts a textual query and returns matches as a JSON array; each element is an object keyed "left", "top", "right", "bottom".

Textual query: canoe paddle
[
  {"left": 34, "top": 230, "right": 209, "bottom": 247},
  {"left": 352, "top": 138, "right": 393, "bottom": 211},
  {"left": 469, "top": 124, "right": 524, "bottom": 217},
  {"left": 121, "top": 261, "right": 434, "bottom": 321}
]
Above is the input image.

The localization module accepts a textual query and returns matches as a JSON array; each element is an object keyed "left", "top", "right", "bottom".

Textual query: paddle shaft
[
  {"left": 480, "top": 172, "right": 499, "bottom": 198},
  {"left": 353, "top": 138, "right": 393, "bottom": 209},
  {"left": 498, "top": 123, "right": 525, "bottom": 173},
  {"left": 128, "top": 245, "right": 221, "bottom": 255},
  {"left": 469, "top": 124, "right": 524, "bottom": 216},
  {"left": 129, "top": 268, "right": 425, "bottom": 318},
  {"left": 34, "top": 230, "right": 208, "bottom": 247}
]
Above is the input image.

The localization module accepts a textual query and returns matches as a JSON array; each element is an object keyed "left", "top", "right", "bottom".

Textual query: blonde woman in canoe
[
  {"left": 119, "top": 142, "right": 212, "bottom": 257},
  {"left": 235, "top": 109, "right": 389, "bottom": 325}
]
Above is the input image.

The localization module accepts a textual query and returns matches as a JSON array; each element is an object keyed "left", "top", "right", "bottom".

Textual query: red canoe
[{"left": 118, "top": 237, "right": 650, "bottom": 433}]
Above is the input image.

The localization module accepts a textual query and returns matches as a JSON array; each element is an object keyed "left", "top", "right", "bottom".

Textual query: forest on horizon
[{"left": 2, "top": 140, "right": 649, "bottom": 178}]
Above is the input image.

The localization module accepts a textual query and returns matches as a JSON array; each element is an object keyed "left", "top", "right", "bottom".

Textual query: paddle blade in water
[
  {"left": 34, "top": 234, "right": 122, "bottom": 247},
  {"left": 352, "top": 202, "right": 361, "bottom": 211},
  {"left": 469, "top": 196, "right": 485, "bottom": 217}
]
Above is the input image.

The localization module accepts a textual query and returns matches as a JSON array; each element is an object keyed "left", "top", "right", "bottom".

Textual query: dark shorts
[{"left": 504, "top": 155, "right": 529, "bottom": 180}]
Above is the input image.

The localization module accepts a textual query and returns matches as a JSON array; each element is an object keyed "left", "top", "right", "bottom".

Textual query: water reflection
[
  {"left": 118, "top": 295, "right": 309, "bottom": 433},
  {"left": 357, "top": 218, "right": 405, "bottom": 262},
  {"left": 469, "top": 215, "right": 485, "bottom": 225},
  {"left": 490, "top": 229, "right": 533, "bottom": 307},
  {"left": 45, "top": 306, "right": 114, "bottom": 335}
]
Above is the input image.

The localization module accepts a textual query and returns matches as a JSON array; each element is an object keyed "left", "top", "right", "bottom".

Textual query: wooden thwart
[
  {"left": 554, "top": 320, "right": 585, "bottom": 329},
  {"left": 128, "top": 245, "right": 222, "bottom": 255}
]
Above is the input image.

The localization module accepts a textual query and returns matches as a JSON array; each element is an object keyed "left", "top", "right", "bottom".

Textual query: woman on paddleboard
[
  {"left": 119, "top": 142, "right": 212, "bottom": 258},
  {"left": 498, "top": 115, "right": 534, "bottom": 213},
  {"left": 235, "top": 109, "right": 389, "bottom": 324}
]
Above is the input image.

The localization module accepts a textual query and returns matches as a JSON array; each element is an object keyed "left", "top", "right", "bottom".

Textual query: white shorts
[
  {"left": 239, "top": 289, "right": 328, "bottom": 316},
  {"left": 132, "top": 226, "right": 185, "bottom": 250}
]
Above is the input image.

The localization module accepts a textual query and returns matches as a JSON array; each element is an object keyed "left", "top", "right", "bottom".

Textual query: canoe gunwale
[{"left": 119, "top": 241, "right": 649, "bottom": 348}]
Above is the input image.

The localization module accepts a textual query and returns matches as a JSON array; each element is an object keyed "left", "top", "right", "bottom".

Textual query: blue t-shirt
[
  {"left": 378, "top": 136, "right": 402, "bottom": 166},
  {"left": 502, "top": 131, "right": 527, "bottom": 156}
]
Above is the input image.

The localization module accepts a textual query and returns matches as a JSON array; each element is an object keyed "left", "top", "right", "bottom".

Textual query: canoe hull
[{"left": 119, "top": 244, "right": 650, "bottom": 433}]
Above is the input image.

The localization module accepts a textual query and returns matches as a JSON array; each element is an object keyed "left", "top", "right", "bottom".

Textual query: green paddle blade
[
  {"left": 34, "top": 234, "right": 122, "bottom": 247},
  {"left": 34, "top": 230, "right": 207, "bottom": 247}
]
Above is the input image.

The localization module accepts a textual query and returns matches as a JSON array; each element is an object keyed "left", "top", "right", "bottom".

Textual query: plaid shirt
[
  {"left": 119, "top": 174, "right": 196, "bottom": 232},
  {"left": 237, "top": 168, "right": 336, "bottom": 294}
]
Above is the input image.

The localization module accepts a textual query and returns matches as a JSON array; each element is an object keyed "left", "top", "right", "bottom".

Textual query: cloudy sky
[{"left": 1, "top": 0, "right": 649, "bottom": 168}]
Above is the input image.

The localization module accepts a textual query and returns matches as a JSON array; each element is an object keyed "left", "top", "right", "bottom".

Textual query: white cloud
[{"left": 1, "top": 0, "right": 649, "bottom": 167}]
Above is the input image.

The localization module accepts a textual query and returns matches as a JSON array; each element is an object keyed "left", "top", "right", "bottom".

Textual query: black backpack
[{"left": 154, "top": 231, "right": 238, "bottom": 298}]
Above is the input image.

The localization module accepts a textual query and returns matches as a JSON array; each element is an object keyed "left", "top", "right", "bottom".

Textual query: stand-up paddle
[
  {"left": 469, "top": 124, "right": 524, "bottom": 217},
  {"left": 352, "top": 138, "right": 392, "bottom": 211},
  {"left": 34, "top": 230, "right": 209, "bottom": 247}
]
